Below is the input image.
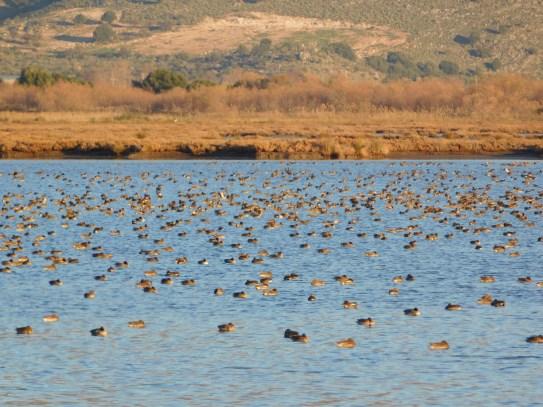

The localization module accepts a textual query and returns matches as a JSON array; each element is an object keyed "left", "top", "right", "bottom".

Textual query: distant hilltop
[{"left": 0, "top": 0, "right": 541, "bottom": 81}]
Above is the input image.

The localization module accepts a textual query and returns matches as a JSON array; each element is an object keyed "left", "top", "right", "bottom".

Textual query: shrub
[
  {"left": 101, "top": 11, "right": 116, "bottom": 24},
  {"left": 439, "top": 60, "right": 460, "bottom": 75},
  {"left": 484, "top": 59, "right": 501, "bottom": 72},
  {"left": 138, "top": 69, "right": 189, "bottom": 93},
  {"left": 93, "top": 24, "right": 117, "bottom": 43},
  {"left": 366, "top": 56, "right": 388, "bottom": 72},
  {"left": 18, "top": 66, "right": 55, "bottom": 87},
  {"left": 327, "top": 42, "right": 356, "bottom": 61}
]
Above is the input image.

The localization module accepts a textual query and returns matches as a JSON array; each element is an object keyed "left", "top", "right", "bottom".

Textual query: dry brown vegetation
[{"left": 0, "top": 74, "right": 542, "bottom": 159}]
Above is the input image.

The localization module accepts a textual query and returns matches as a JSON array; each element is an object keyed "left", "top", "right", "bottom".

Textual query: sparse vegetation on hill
[{"left": 0, "top": 1, "right": 540, "bottom": 80}]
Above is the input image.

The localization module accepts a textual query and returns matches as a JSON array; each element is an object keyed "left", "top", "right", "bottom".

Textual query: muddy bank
[{"left": 0, "top": 112, "right": 542, "bottom": 160}]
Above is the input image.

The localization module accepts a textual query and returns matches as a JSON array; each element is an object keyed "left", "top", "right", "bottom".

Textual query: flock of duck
[{"left": 1, "top": 161, "right": 543, "bottom": 350}]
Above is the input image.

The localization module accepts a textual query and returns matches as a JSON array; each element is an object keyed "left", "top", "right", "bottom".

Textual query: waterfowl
[
  {"left": 526, "top": 335, "right": 543, "bottom": 344},
  {"left": 136, "top": 279, "right": 153, "bottom": 288},
  {"left": 84, "top": 290, "right": 96, "bottom": 299},
  {"left": 404, "top": 307, "right": 421, "bottom": 316},
  {"left": 198, "top": 259, "right": 208, "bottom": 265},
  {"left": 429, "top": 340, "right": 449, "bottom": 350},
  {"left": 181, "top": 279, "right": 196, "bottom": 286},
  {"left": 406, "top": 274, "right": 415, "bottom": 281},
  {"left": 214, "top": 288, "right": 224, "bottom": 296},
  {"left": 161, "top": 277, "right": 173, "bottom": 285},
  {"left": 445, "top": 303, "right": 462, "bottom": 311},
  {"left": 491, "top": 299, "right": 506, "bottom": 307},
  {"left": 94, "top": 275, "right": 107, "bottom": 281},
  {"left": 218, "top": 322, "right": 236, "bottom": 333},
  {"left": 284, "top": 329, "right": 309, "bottom": 343},
  {"left": 334, "top": 275, "right": 354, "bottom": 285},
  {"left": 233, "top": 291, "right": 249, "bottom": 299},
  {"left": 143, "top": 286, "right": 157, "bottom": 293},
  {"left": 49, "top": 279, "right": 63, "bottom": 286},
  {"left": 343, "top": 300, "right": 358, "bottom": 309},
  {"left": 16, "top": 326, "right": 33, "bottom": 335},
  {"left": 311, "top": 279, "right": 326, "bottom": 287},
  {"left": 518, "top": 276, "right": 532, "bottom": 284},
  {"left": 336, "top": 338, "right": 356, "bottom": 348},
  {"left": 90, "top": 326, "right": 108, "bottom": 337},
  {"left": 388, "top": 288, "right": 400, "bottom": 296},
  {"left": 480, "top": 276, "right": 496, "bottom": 283},
  {"left": 392, "top": 275, "right": 404, "bottom": 284},
  {"left": 357, "top": 318, "right": 375, "bottom": 327},
  {"left": 307, "top": 294, "right": 317, "bottom": 302},
  {"left": 42, "top": 314, "right": 59, "bottom": 323},
  {"left": 128, "top": 320, "right": 145, "bottom": 328},
  {"left": 262, "top": 288, "right": 278, "bottom": 297},
  {"left": 477, "top": 294, "right": 493, "bottom": 305},
  {"left": 284, "top": 273, "right": 299, "bottom": 281}
]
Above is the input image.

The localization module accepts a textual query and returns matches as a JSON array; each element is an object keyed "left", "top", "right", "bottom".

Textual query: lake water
[{"left": 0, "top": 160, "right": 542, "bottom": 406}]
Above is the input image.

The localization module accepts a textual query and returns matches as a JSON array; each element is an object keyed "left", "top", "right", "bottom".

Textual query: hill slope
[{"left": 0, "top": 0, "right": 541, "bottom": 80}]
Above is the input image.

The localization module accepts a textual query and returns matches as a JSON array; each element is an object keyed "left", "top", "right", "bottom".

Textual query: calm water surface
[{"left": 0, "top": 160, "right": 542, "bottom": 406}]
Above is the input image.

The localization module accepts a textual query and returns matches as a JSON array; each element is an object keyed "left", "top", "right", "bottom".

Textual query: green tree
[
  {"left": 93, "top": 24, "right": 117, "bottom": 43},
  {"left": 101, "top": 11, "right": 116, "bottom": 24},
  {"left": 139, "top": 69, "right": 188, "bottom": 93},
  {"left": 18, "top": 66, "right": 55, "bottom": 87}
]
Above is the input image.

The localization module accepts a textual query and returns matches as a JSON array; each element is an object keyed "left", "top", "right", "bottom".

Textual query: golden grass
[
  {"left": 0, "top": 110, "right": 541, "bottom": 159},
  {"left": 0, "top": 74, "right": 541, "bottom": 159}
]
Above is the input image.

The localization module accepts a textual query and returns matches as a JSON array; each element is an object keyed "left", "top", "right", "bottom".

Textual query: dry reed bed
[{"left": 0, "top": 75, "right": 542, "bottom": 159}]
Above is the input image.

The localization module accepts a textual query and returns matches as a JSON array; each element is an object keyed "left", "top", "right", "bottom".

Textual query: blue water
[{"left": 0, "top": 160, "right": 542, "bottom": 406}]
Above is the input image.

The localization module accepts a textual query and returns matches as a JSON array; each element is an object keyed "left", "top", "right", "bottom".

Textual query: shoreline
[
  {"left": 0, "top": 150, "right": 541, "bottom": 161},
  {"left": 1, "top": 111, "right": 542, "bottom": 160}
]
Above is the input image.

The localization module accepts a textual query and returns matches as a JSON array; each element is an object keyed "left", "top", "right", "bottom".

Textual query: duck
[
  {"left": 284, "top": 329, "right": 309, "bottom": 343},
  {"left": 491, "top": 299, "right": 506, "bottom": 307},
  {"left": 307, "top": 294, "right": 317, "bottom": 302},
  {"left": 233, "top": 291, "right": 248, "bottom": 299},
  {"left": 284, "top": 273, "right": 299, "bottom": 281},
  {"left": 143, "top": 286, "right": 157, "bottom": 293},
  {"left": 343, "top": 300, "right": 358, "bottom": 309},
  {"left": 526, "top": 335, "right": 543, "bottom": 344},
  {"left": 477, "top": 294, "right": 493, "bottom": 305},
  {"left": 262, "top": 288, "right": 278, "bottom": 297},
  {"left": 336, "top": 338, "right": 356, "bottom": 348},
  {"left": 389, "top": 288, "right": 400, "bottom": 296},
  {"left": 357, "top": 318, "right": 375, "bottom": 327},
  {"left": 429, "top": 340, "right": 449, "bottom": 350},
  {"left": 42, "top": 314, "right": 59, "bottom": 323},
  {"left": 404, "top": 307, "right": 421, "bottom": 316},
  {"left": 392, "top": 275, "right": 404, "bottom": 284},
  {"left": 128, "top": 320, "right": 145, "bottom": 328},
  {"left": 90, "top": 326, "right": 108, "bottom": 337},
  {"left": 218, "top": 322, "right": 236, "bottom": 333},
  {"left": 181, "top": 279, "right": 196, "bottom": 286},
  {"left": 445, "top": 303, "right": 462, "bottom": 311},
  {"left": 518, "top": 276, "right": 532, "bottom": 284},
  {"left": 311, "top": 279, "right": 326, "bottom": 287},
  {"left": 16, "top": 326, "right": 33, "bottom": 335},
  {"left": 214, "top": 288, "right": 224, "bottom": 296},
  {"left": 84, "top": 290, "right": 96, "bottom": 299},
  {"left": 480, "top": 276, "right": 496, "bottom": 283},
  {"left": 49, "top": 279, "right": 63, "bottom": 286},
  {"left": 334, "top": 275, "right": 354, "bottom": 285}
]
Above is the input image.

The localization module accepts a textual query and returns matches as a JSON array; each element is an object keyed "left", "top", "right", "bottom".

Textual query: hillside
[{"left": 0, "top": 0, "right": 541, "bottom": 81}]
